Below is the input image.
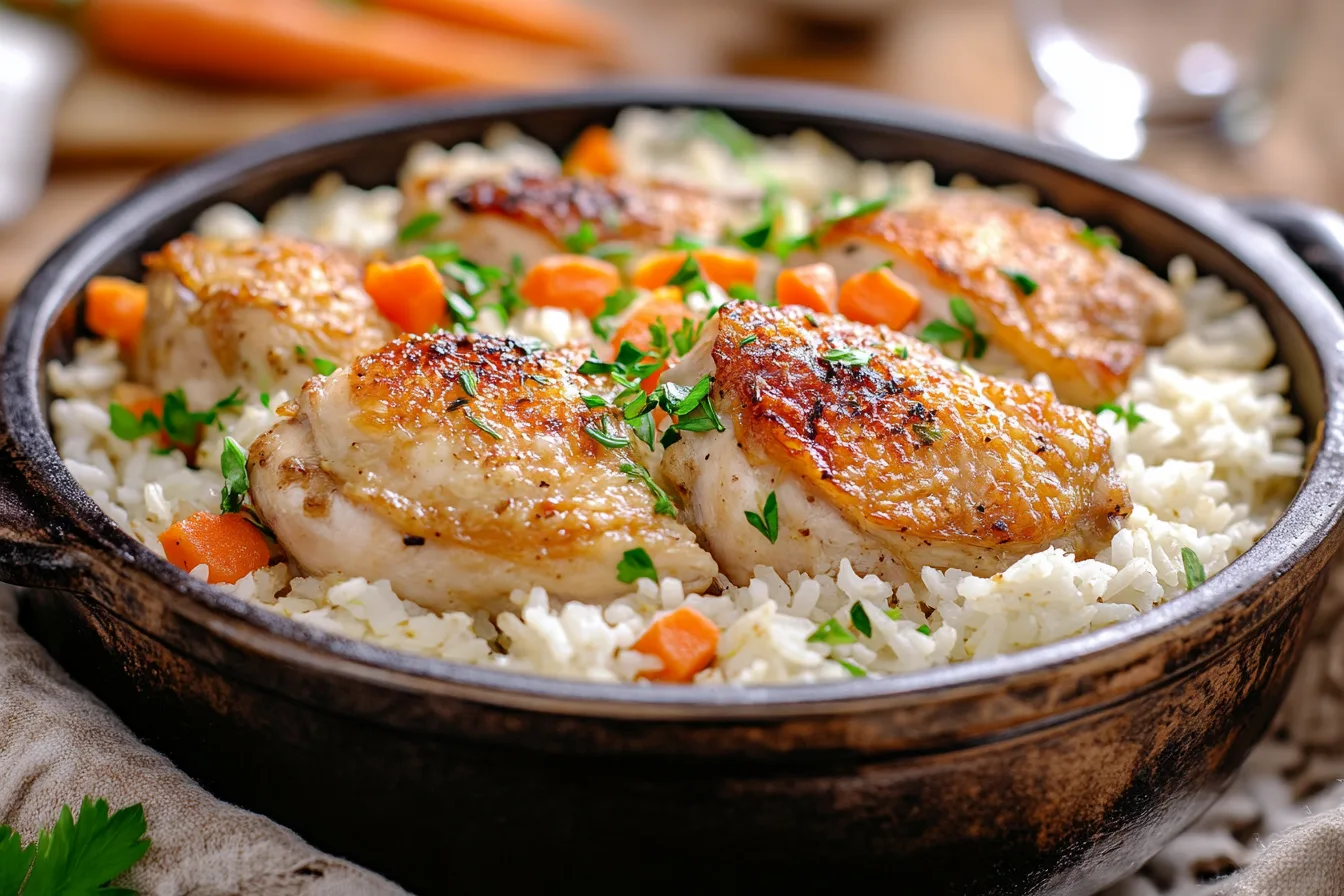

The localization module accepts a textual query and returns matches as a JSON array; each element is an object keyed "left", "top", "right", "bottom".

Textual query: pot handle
[
  {"left": 0, "top": 420, "right": 95, "bottom": 591},
  {"left": 1228, "top": 198, "right": 1344, "bottom": 299}
]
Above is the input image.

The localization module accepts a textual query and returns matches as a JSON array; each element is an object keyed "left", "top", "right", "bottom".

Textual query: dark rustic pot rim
[{"left": 6, "top": 79, "right": 1344, "bottom": 717}]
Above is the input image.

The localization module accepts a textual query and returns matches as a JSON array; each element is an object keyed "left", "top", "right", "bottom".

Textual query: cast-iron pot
[{"left": 4, "top": 83, "right": 1344, "bottom": 895}]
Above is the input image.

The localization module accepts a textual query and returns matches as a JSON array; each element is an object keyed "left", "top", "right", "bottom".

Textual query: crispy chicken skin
[
  {"left": 660, "top": 302, "right": 1131, "bottom": 585},
  {"left": 248, "top": 332, "right": 718, "bottom": 613},
  {"left": 818, "top": 191, "right": 1184, "bottom": 406},
  {"left": 401, "top": 172, "right": 755, "bottom": 269},
  {"left": 138, "top": 235, "right": 396, "bottom": 407}
]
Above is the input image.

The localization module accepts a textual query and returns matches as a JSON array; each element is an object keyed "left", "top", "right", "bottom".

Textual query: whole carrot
[
  {"left": 379, "top": 0, "right": 620, "bottom": 55},
  {"left": 73, "top": 0, "right": 589, "bottom": 92}
]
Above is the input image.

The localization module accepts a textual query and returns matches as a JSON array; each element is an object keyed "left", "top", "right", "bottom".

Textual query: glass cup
[{"left": 1015, "top": 0, "right": 1305, "bottom": 159}]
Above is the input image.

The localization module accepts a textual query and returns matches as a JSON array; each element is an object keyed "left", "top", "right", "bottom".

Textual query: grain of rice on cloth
[{"left": 47, "top": 109, "right": 1305, "bottom": 685}]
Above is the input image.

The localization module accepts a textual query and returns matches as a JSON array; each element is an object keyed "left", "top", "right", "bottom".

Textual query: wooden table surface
[{"left": 2, "top": 0, "right": 1341, "bottom": 304}]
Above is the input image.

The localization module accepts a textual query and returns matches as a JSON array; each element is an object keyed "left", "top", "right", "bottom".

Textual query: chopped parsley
[
  {"left": 295, "top": 345, "right": 337, "bottom": 376},
  {"left": 443, "top": 258, "right": 500, "bottom": 299},
  {"left": 807, "top": 617, "right": 857, "bottom": 645},
  {"left": 580, "top": 394, "right": 609, "bottom": 408},
  {"left": 735, "top": 218, "right": 773, "bottom": 251},
  {"left": 0, "top": 797, "right": 151, "bottom": 895},
  {"left": 884, "top": 607, "right": 902, "bottom": 621},
  {"left": 1094, "top": 400, "right": 1146, "bottom": 431},
  {"left": 849, "top": 602, "right": 872, "bottom": 638},
  {"left": 1000, "top": 269, "right": 1038, "bottom": 296},
  {"left": 667, "top": 254, "right": 703, "bottom": 288},
  {"left": 419, "top": 241, "right": 461, "bottom": 267},
  {"left": 728, "top": 283, "right": 759, "bottom": 303},
  {"left": 744, "top": 491, "right": 779, "bottom": 544},
  {"left": 584, "top": 417, "right": 630, "bottom": 448},
  {"left": 219, "top": 436, "right": 249, "bottom": 514},
  {"left": 259, "top": 392, "right": 270, "bottom": 410},
  {"left": 589, "top": 242, "right": 637, "bottom": 262},
  {"left": 804, "top": 313, "right": 819, "bottom": 327},
  {"left": 620, "top": 462, "right": 676, "bottom": 517},
  {"left": 918, "top": 297, "right": 987, "bottom": 359},
  {"left": 916, "top": 624, "right": 932, "bottom": 635},
  {"left": 1181, "top": 547, "right": 1206, "bottom": 590},
  {"left": 616, "top": 547, "right": 658, "bottom": 584},
  {"left": 464, "top": 411, "right": 502, "bottom": 440},
  {"left": 397, "top": 211, "right": 442, "bottom": 243},
  {"left": 695, "top": 109, "right": 756, "bottom": 158},
  {"left": 109, "top": 387, "right": 243, "bottom": 447},
  {"left": 562, "top": 220, "right": 599, "bottom": 254},
  {"left": 458, "top": 369, "right": 479, "bottom": 398},
  {"left": 668, "top": 234, "right": 707, "bottom": 251},
  {"left": 775, "top": 194, "right": 892, "bottom": 259},
  {"left": 590, "top": 287, "right": 640, "bottom": 340},
  {"left": 649, "top": 315, "right": 706, "bottom": 358},
  {"left": 444, "top": 291, "right": 477, "bottom": 326},
  {"left": 1076, "top": 227, "right": 1120, "bottom": 250},
  {"left": 836, "top": 658, "right": 868, "bottom": 677},
  {"left": 738, "top": 334, "right": 758, "bottom": 347},
  {"left": 821, "top": 347, "right": 873, "bottom": 367},
  {"left": 912, "top": 422, "right": 943, "bottom": 444}
]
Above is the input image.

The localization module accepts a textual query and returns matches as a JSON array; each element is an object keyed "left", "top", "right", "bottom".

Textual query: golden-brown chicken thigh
[
  {"left": 248, "top": 332, "right": 718, "bottom": 613},
  {"left": 400, "top": 172, "right": 757, "bottom": 269},
  {"left": 138, "top": 235, "right": 396, "bottom": 407},
  {"left": 659, "top": 302, "right": 1130, "bottom": 585},
  {"left": 817, "top": 191, "right": 1183, "bottom": 406}
]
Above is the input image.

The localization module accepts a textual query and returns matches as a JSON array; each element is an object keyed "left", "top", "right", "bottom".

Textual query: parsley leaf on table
[{"left": 4, "top": 798, "right": 151, "bottom": 896}]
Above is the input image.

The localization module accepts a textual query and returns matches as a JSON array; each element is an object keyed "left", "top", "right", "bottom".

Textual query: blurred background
[{"left": 1, "top": 0, "right": 1341, "bottom": 305}]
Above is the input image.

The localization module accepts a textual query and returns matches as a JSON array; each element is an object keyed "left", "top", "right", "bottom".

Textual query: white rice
[{"left": 46, "top": 109, "right": 1305, "bottom": 686}]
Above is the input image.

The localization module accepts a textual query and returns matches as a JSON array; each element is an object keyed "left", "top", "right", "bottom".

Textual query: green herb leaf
[
  {"left": 444, "top": 291, "right": 477, "bottom": 326},
  {"left": 107, "top": 403, "right": 158, "bottom": 442},
  {"left": 671, "top": 375, "right": 714, "bottom": 416},
  {"left": 295, "top": 345, "right": 337, "bottom": 376},
  {"left": 667, "top": 255, "right": 702, "bottom": 288},
  {"left": 590, "top": 287, "right": 639, "bottom": 339},
  {"left": 589, "top": 242, "right": 636, "bottom": 262},
  {"left": 659, "top": 426, "right": 682, "bottom": 449},
  {"left": 735, "top": 219, "right": 773, "bottom": 250},
  {"left": 727, "top": 283, "right": 758, "bottom": 303},
  {"left": 1093, "top": 400, "right": 1146, "bottom": 432},
  {"left": 668, "top": 234, "right": 707, "bottom": 251},
  {"left": 621, "top": 462, "right": 677, "bottom": 517},
  {"left": 912, "top": 422, "right": 943, "bottom": 444},
  {"left": 457, "top": 369, "right": 479, "bottom": 399},
  {"left": 464, "top": 411, "right": 502, "bottom": 440},
  {"left": 949, "top": 297, "right": 977, "bottom": 330},
  {"left": 916, "top": 624, "right": 932, "bottom": 635},
  {"left": 849, "top": 602, "right": 872, "bottom": 638},
  {"left": 19, "top": 797, "right": 151, "bottom": 896},
  {"left": 1000, "top": 269, "right": 1038, "bottom": 296},
  {"left": 0, "top": 825, "right": 36, "bottom": 896},
  {"left": 738, "top": 334, "right": 758, "bottom": 347},
  {"left": 584, "top": 418, "right": 630, "bottom": 449},
  {"left": 807, "top": 617, "right": 857, "bottom": 645},
  {"left": 580, "top": 394, "right": 609, "bottom": 408},
  {"left": 695, "top": 109, "right": 756, "bottom": 158},
  {"left": 259, "top": 392, "right": 270, "bottom": 410},
  {"left": 743, "top": 491, "right": 779, "bottom": 544},
  {"left": 836, "top": 658, "right": 868, "bottom": 677},
  {"left": 884, "top": 608, "right": 902, "bottom": 620},
  {"left": 219, "top": 436, "right": 249, "bottom": 514},
  {"left": 893, "top": 345, "right": 909, "bottom": 360},
  {"left": 1181, "top": 547, "right": 1206, "bottom": 590},
  {"left": 821, "top": 347, "right": 873, "bottom": 367},
  {"left": 562, "top": 220, "right": 599, "bottom": 254},
  {"left": 419, "top": 241, "right": 461, "bottom": 266},
  {"left": 1076, "top": 227, "right": 1121, "bottom": 250},
  {"left": 918, "top": 319, "right": 965, "bottom": 344},
  {"left": 398, "top": 211, "right": 442, "bottom": 243},
  {"left": 616, "top": 547, "right": 658, "bottom": 584}
]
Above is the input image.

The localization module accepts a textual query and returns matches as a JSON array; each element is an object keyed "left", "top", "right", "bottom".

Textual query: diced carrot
[
  {"left": 838, "top": 267, "right": 922, "bottom": 330},
  {"left": 562, "top": 125, "right": 620, "bottom": 177},
  {"left": 775, "top": 263, "right": 838, "bottom": 314},
  {"left": 634, "top": 605, "right": 720, "bottom": 683},
  {"left": 519, "top": 254, "right": 621, "bottom": 318},
  {"left": 632, "top": 247, "right": 759, "bottom": 291},
  {"left": 610, "top": 288, "right": 697, "bottom": 393},
  {"left": 159, "top": 511, "right": 270, "bottom": 585},
  {"left": 84, "top": 276, "right": 148, "bottom": 350},
  {"left": 364, "top": 256, "right": 446, "bottom": 334},
  {"left": 695, "top": 247, "right": 758, "bottom": 289}
]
